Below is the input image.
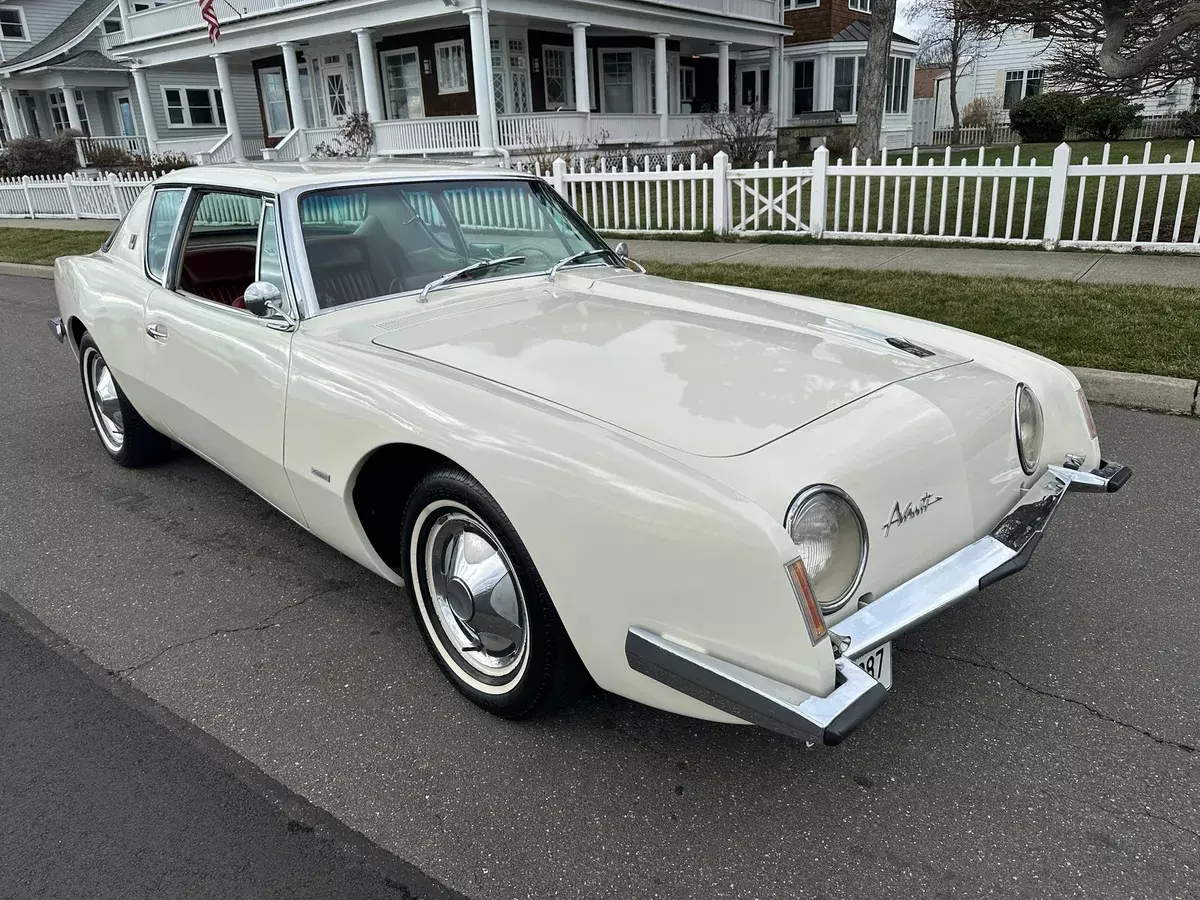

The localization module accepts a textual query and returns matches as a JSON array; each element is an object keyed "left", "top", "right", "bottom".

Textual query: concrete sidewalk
[{"left": 626, "top": 239, "right": 1200, "bottom": 288}]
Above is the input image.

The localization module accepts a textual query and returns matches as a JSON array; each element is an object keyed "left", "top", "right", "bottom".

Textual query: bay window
[{"left": 832, "top": 56, "right": 912, "bottom": 115}]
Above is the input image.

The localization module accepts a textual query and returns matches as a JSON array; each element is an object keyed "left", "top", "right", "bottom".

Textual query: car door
[{"left": 143, "top": 189, "right": 305, "bottom": 525}]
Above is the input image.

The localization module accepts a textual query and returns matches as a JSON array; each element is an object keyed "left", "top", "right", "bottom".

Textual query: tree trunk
[
  {"left": 949, "top": 62, "right": 961, "bottom": 145},
  {"left": 855, "top": 0, "right": 898, "bottom": 160}
]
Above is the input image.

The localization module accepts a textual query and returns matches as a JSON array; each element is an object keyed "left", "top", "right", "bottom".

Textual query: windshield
[{"left": 298, "top": 178, "right": 610, "bottom": 310}]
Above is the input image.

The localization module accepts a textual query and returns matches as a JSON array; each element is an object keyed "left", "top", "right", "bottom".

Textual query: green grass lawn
[
  {"left": 644, "top": 261, "right": 1200, "bottom": 380},
  {"left": 0, "top": 227, "right": 110, "bottom": 266}
]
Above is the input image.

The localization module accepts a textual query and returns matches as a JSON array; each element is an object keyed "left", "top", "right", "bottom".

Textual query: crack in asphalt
[
  {"left": 1039, "top": 788, "right": 1200, "bottom": 844},
  {"left": 115, "top": 581, "right": 352, "bottom": 677},
  {"left": 900, "top": 646, "right": 1197, "bottom": 755}
]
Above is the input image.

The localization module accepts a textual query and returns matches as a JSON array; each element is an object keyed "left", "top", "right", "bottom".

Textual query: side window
[
  {"left": 145, "top": 188, "right": 185, "bottom": 281},
  {"left": 176, "top": 191, "right": 263, "bottom": 307},
  {"left": 257, "top": 203, "right": 286, "bottom": 294}
]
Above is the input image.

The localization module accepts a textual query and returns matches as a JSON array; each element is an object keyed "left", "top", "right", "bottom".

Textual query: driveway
[{"left": 2, "top": 273, "right": 1197, "bottom": 899}]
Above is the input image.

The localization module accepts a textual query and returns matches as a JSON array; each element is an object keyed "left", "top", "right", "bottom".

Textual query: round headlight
[
  {"left": 1015, "top": 383, "right": 1044, "bottom": 475},
  {"left": 785, "top": 486, "right": 868, "bottom": 613}
]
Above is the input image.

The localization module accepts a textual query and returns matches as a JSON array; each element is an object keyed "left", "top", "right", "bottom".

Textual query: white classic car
[{"left": 50, "top": 161, "right": 1130, "bottom": 745}]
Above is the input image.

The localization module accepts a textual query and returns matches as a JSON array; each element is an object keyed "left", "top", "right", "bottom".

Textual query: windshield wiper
[
  {"left": 548, "top": 248, "right": 618, "bottom": 281},
  {"left": 418, "top": 256, "right": 526, "bottom": 303}
]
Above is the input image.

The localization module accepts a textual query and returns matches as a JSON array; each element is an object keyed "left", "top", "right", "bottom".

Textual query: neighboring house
[
  {"left": 0, "top": 0, "right": 264, "bottom": 159},
  {"left": 914, "top": 65, "right": 946, "bottom": 101},
  {"left": 97, "top": 0, "right": 789, "bottom": 161},
  {"left": 931, "top": 27, "right": 1196, "bottom": 130},
  {"left": 757, "top": 0, "right": 919, "bottom": 149}
]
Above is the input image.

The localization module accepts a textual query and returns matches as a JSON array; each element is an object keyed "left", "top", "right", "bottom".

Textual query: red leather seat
[{"left": 180, "top": 246, "right": 256, "bottom": 306}]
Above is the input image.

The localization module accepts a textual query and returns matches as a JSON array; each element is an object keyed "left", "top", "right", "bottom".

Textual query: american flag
[{"left": 199, "top": 0, "right": 220, "bottom": 42}]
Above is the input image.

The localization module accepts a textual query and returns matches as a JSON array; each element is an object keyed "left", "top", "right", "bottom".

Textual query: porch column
[
  {"left": 278, "top": 41, "right": 308, "bottom": 130},
  {"left": 353, "top": 28, "right": 384, "bottom": 121},
  {"left": 116, "top": 0, "right": 131, "bottom": 31},
  {"left": 211, "top": 54, "right": 244, "bottom": 161},
  {"left": 63, "top": 88, "right": 84, "bottom": 134},
  {"left": 654, "top": 34, "right": 668, "bottom": 144},
  {"left": 570, "top": 23, "right": 589, "bottom": 114},
  {"left": 465, "top": 8, "right": 495, "bottom": 154},
  {"left": 716, "top": 42, "right": 730, "bottom": 112},
  {"left": 2, "top": 88, "right": 23, "bottom": 138},
  {"left": 130, "top": 66, "right": 159, "bottom": 153},
  {"left": 768, "top": 43, "right": 780, "bottom": 122}
]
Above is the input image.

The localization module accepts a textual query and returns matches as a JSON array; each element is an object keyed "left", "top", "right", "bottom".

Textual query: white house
[{"left": 931, "top": 27, "right": 1196, "bottom": 130}]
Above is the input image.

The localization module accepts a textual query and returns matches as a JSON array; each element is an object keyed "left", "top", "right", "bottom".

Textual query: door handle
[{"left": 145, "top": 323, "right": 168, "bottom": 341}]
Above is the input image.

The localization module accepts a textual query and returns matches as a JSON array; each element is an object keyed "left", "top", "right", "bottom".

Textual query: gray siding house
[{"left": 0, "top": 0, "right": 263, "bottom": 159}]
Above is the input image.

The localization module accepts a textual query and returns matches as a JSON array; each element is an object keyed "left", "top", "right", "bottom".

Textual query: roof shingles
[{"left": 2, "top": 0, "right": 118, "bottom": 71}]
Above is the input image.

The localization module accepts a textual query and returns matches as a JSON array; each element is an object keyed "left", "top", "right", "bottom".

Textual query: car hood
[{"left": 370, "top": 271, "right": 970, "bottom": 457}]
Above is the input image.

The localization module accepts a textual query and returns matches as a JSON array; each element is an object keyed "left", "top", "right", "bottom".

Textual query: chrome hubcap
[
  {"left": 424, "top": 510, "right": 528, "bottom": 677},
  {"left": 85, "top": 350, "right": 124, "bottom": 452}
]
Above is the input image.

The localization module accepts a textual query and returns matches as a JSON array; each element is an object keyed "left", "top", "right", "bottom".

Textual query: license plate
[{"left": 852, "top": 642, "right": 892, "bottom": 690}]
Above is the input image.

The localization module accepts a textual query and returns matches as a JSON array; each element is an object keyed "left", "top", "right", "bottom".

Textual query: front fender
[{"left": 284, "top": 331, "right": 836, "bottom": 722}]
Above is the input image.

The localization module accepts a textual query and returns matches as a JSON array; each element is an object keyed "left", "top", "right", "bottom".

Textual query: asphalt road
[{"left": 2, "top": 273, "right": 1198, "bottom": 899}]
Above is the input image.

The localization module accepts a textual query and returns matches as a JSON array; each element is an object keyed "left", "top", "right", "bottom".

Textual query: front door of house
[
  {"left": 322, "top": 57, "right": 350, "bottom": 125},
  {"left": 381, "top": 48, "right": 424, "bottom": 119},
  {"left": 114, "top": 91, "right": 136, "bottom": 136}
]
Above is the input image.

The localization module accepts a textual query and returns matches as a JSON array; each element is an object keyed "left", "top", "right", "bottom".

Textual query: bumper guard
[{"left": 625, "top": 459, "right": 1132, "bottom": 746}]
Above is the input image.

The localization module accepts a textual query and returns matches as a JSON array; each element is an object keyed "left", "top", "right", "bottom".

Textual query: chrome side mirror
[
  {"left": 614, "top": 241, "right": 630, "bottom": 259},
  {"left": 243, "top": 281, "right": 282, "bottom": 317}
]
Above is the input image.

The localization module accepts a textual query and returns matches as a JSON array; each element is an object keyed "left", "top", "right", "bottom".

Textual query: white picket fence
[
  {"left": 924, "top": 114, "right": 1184, "bottom": 149},
  {"left": 545, "top": 140, "right": 1200, "bottom": 251},
  {"left": 7, "top": 140, "right": 1200, "bottom": 253}
]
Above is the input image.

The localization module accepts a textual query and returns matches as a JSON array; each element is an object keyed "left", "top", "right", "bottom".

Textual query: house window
[
  {"left": 435, "top": 40, "right": 468, "bottom": 94},
  {"left": 1003, "top": 68, "right": 1044, "bottom": 109},
  {"left": 162, "top": 87, "right": 226, "bottom": 127},
  {"left": 258, "top": 68, "right": 289, "bottom": 136},
  {"left": 833, "top": 56, "right": 859, "bottom": 113},
  {"left": 792, "top": 59, "right": 814, "bottom": 115},
  {"left": 543, "top": 46, "right": 572, "bottom": 108},
  {"left": 601, "top": 51, "right": 634, "bottom": 114},
  {"left": 833, "top": 56, "right": 910, "bottom": 114},
  {"left": 782, "top": 0, "right": 820, "bottom": 7},
  {"left": 849, "top": 0, "right": 871, "bottom": 11},
  {"left": 0, "top": 7, "right": 28, "bottom": 40},
  {"left": 103, "top": 15, "right": 122, "bottom": 34},
  {"left": 886, "top": 57, "right": 910, "bottom": 114},
  {"left": 680, "top": 66, "right": 696, "bottom": 104},
  {"left": 1032, "top": 22, "right": 1052, "bottom": 39},
  {"left": 48, "top": 90, "right": 90, "bottom": 135}
]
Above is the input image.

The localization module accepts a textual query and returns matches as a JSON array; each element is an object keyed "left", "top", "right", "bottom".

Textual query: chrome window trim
[
  {"left": 784, "top": 483, "right": 869, "bottom": 614},
  {"left": 255, "top": 198, "right": 299, "bottom": 321}
]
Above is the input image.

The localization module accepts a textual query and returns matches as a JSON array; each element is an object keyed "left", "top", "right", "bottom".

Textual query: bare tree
[
  {"left": 964, "top": 0, "right": 1200, "bottom": 93},
  {"left": 909, "top": 0, "right": 988, "bottom": 143},
  {"left": 855, "top": 0, "right": 899, "bottom": 160}
]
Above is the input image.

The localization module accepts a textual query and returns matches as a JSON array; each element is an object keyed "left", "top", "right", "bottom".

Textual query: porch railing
[
  {"left": 112, "top": 0, "right": 777, "bottom": 47},
  {"left": 74, "top": 135, "right": 151, "bottom": 167},
  {"left": 156, "top": 134, "right": 224, "bottom": 161},
  {"left": 498, "top": 113, "right": 588, "bottom": 149},
  {"left": 375, "top": 116, "right": 480, "bottom": 154}
]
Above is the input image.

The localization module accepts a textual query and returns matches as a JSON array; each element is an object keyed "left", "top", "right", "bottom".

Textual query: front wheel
[
  {"left": 401, "top": 468, "right": 588, "bottom": 718},
  {"left": 78, "top": 333, "right": 171, "bottom": 468}
]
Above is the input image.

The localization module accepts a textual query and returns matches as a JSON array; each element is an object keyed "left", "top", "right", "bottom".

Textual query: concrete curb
[
  {"left": 0, "top": 262, "right": 54, "bottom": 279},
  {"left": 11, "top": 262, "right": 1194, "bottom": 417},
  {"left": 1070, "top": 366, "right": 1198, "bottom": 417}
]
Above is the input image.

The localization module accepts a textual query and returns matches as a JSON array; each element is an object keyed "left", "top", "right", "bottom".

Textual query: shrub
[
  {"left": 2, "top": 130, "right": 82, "bottom": 177},
  {"left": 1177, "top": 102, "right": 1200, "bottom": 137},
  {"left": 700, "top": 105, "right": 775, "bottom": 167},
  {"left": 1009, "top": 91, "right": 1081, "bottom": 143},
  {"left": 1075, "top": 96, "right": 1142, "bottom": 141},
  {"left": 961, "top": 96, "right": 1003, "bottom": 142},
  {"left": 821, "top": 129, "right": 856, "bottom": 162},
  {"left": 82, "top": 144, "right": 135, "bottom": 170},
  {"left": 310, "top": 111, "right": 375, "bottom": 159}
]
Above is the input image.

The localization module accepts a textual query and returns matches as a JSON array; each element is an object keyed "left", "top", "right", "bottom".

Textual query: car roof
[{"left": 154, "top": 159, "right": 537, "bottom": 195}]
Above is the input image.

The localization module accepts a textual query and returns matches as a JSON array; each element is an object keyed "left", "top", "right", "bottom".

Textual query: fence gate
[
  {"left": 911, "top": 98, "right": 934, "bottom": 146},
  {"left": 729, "top": 161, "right": 813, "bottom": 234}
]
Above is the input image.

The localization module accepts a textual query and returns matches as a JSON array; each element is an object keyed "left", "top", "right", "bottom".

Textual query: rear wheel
[
  {"left": 78, "top": 333, "right": 171, "bottom": 468},
  {"left": 401, "top": 467, "right": 588, "bottom": 718}
]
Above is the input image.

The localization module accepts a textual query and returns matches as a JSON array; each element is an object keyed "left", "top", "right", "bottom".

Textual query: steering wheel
[{"left": 505, "top": 246, "right": 558, "bottom": 269}]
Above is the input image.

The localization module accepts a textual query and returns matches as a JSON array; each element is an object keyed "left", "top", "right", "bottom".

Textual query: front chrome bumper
[{"left": 626, "top": 459, "right": 1132, "bottom": 746}]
